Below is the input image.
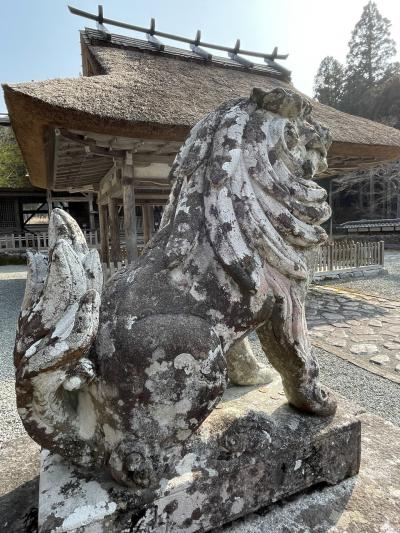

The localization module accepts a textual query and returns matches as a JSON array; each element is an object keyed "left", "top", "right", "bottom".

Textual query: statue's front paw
[
  {"left": 62, "top": 358, "right": 95, "bottom": 391},
  {"left": 312, "top": 385, "right": 337, "bottom": 416},
  {"left": 109, "top": 442, "right": 155, "bottom": 488},
  {"left": 284, "top": 382, "right": 337, "bottom": 417}
]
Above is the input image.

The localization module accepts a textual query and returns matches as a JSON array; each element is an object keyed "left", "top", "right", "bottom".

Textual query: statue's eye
[{"left": 284, "top": 123, "right": 299, "bottom": 150}]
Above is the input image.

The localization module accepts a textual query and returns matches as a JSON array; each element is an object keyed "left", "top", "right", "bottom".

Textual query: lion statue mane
[{"left": 14, "top": 87, "right": 336, "bottom": 491}]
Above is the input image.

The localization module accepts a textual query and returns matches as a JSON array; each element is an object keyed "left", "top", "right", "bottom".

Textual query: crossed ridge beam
[{"left": 68, "top": 4, "right": 290, "bottom": 76}]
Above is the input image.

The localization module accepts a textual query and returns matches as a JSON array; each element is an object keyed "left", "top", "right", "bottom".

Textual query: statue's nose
[{"left": 305, "top": 132, "right": 327, "bottom": 158}]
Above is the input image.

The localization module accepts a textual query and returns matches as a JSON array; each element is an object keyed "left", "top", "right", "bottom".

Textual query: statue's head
[
  {"left": 250, "top": 87, "right": 332, "bottom": 179},
  {"left": 162, "top": 88, "right": 332, "bottom": 290}
]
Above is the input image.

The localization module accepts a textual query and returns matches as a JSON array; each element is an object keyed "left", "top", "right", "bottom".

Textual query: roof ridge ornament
[
  {"left": 228, "top": 39, "right": 254, "bottom": 68},
  {"left": 190, "top": 30, "right": 212, "bottom": 60},
  {"left": 96, "top": 4, "right": 111, "bottom": 41},
  {"left": 68, "top": 4, "right": 290, "bottom": 78},
  {"left": 146, "top": 18, "right": 165, "bottom": 50}
]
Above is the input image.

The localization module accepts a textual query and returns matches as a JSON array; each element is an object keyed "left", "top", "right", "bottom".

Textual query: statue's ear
[
  {"left": 250, "top": 87, "right": 268, "bottom": 108},
  {"left": 250, "top": 87, "right": 312, "bottom": 119}
]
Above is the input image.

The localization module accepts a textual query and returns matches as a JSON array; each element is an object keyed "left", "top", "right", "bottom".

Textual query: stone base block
[{"left": 38, "top": 379, "right": 361, "bottom": 532}]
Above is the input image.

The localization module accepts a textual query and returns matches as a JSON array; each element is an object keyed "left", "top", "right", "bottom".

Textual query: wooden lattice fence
[
  {"left": 0, "top": 230, "right": 99, "bottom": 251},
  {"left": 1, "top": 231, "right": 385, "bottom": 280},
  {"left": 315, "top": 240, "right": 384, "bottom": 273}
]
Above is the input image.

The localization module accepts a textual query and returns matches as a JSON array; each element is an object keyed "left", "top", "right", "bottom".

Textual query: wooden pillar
[
  {"left": 88, "top": 192, "right": 96, "bottom": 231},
  {"left": 47, "top": 189, "right": 53, "bottom": 217},
  {"left": 98, "top": 202, "right": 110, "bottom": 266},
  {"left": 328, "top": 180, "right": 333, "bottom": 240},
  {"left": 369, "top": 176, "right": 375, "bottom": 217},
  {"left": 108, "top": 196, "right": 121, "bottom": 266},
  {"left": 396, "top": 186, "right": 400, "bottom": 219},
  {"left": 14, "top": 199, "right": 22, "bottom": 233},
  {"left": 358, "top": 182, "right": 363, "bottom": 212},
  {"left": 122, "top": 153, "right": 137, "bottom": 263},
  {"left": 386, "top": 181, "right": 392, "bottom": 218},
  {"left": 143, "top": 204, "right": 154, "bottom": 244}
]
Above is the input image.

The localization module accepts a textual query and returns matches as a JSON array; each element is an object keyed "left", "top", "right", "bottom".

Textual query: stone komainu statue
[{"left": 14, "top": 88, "right": 335, "bottom": 489}]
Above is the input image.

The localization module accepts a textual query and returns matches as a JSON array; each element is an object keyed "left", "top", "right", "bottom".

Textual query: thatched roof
[{"left": 4, "top": 28, "right": 400, "bottom": 189}]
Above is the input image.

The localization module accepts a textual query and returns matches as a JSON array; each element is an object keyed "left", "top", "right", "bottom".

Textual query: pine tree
[
  {"left": 343, "top": 1, "right": 396, "bottom": 115},
  {"left": 313, "top": 56, "right": 345, "bottom": 108}
]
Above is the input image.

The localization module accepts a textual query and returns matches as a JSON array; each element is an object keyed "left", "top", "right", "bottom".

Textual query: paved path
[
  {"left": 0, "top": 266, "right": 28, "bottom": 447},
  {"left": 307, "top": 286, "right": 400, "bottom": 382},
  {"left": 326, "top": 249, "right": 400, "bottom": 300}
]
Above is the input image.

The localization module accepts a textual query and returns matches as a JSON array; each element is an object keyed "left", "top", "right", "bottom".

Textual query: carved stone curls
[{"left": 14, "top": 88, "right": 335, "bottom": 493}]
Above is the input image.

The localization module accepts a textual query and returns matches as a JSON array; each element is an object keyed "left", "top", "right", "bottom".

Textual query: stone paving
[{"left": 307, "top": 285, "right": 400, "bottom": 381}]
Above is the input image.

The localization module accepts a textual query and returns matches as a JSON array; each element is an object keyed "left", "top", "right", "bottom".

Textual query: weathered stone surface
[
  {"left": 312, "top": 266, "right": 387, "bottom": 283},
  {"left": 14, "top": 87, "right": 336, "bottom": 493},
  {"left": 350, "top": 343, "right": 378, "bottom": 355},
  {"left": 38, "top": 381, "right": 360, "bottom": 533},
  {"left": 222, "top": 410, "right": 400, "bottom": 533},
  {"left": 383, "top": 341, "right": 400, "bottom": 349},
  {"left": 369, "top": 354, "right": 390, "bottom": 365},
  {"left": 307, "top": 286, "right": 400, "bottom": 381},
  {"left": 329, "top": 338, "right": 347, "bottom": 348}
]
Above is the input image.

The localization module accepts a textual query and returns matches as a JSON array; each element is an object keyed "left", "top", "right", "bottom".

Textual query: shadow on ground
[{"left": 0, "top": 478, "right": 39, "bottom": 533}]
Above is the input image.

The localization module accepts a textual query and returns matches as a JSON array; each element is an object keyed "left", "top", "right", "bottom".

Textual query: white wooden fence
[
  {"left": 315, "top": 240, "right": 384, "bottom": 273},
  {"left": 0, "top": 230, "right": 99, "bottom": 251},
  {"left": 1, "top": 231, "right": 385, "bottom": 279}
]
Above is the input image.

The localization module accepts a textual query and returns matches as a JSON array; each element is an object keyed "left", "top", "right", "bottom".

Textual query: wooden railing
[
  {"left": 1, "top": 231, "right": 385, "bottom": 279},
  {"left": 0, "top": 230, "right": 99, "bottom": 251},
  {"left": 315, "top": 240, "right": 384, "bottom": 273}
]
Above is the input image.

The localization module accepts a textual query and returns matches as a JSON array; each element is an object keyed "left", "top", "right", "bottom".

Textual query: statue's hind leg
[
  {"left": 226, "top": 338, "right": 273, "bottom": 386},
  {"left": 102, "top": 314, "right": 228, "bottom": 487},
  {"left": 257, "top": 285, "right": 336, "bottom": 416}
]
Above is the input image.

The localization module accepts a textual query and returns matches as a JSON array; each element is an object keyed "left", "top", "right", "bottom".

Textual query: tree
[
  {"left": 347, "top": 1, "right": 396, "bottom": 85},
  {"left": 0, "top": 126, "right": 28, "bottom": 188},
  {"left": 313, "top": 56, "right": 345, "bottom": 108},
  {"left": 372, "top": 74, "right": 400, "bottom": 128},
  {"left": 343, "top": 1, "right": 396, "bottom": 115}
]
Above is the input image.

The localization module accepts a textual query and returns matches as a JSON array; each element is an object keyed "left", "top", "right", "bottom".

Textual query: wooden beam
[
  {"left": 88, "top": 192, "right": 96, "bottom": 231},
  {"left": 47, "top": 190, "right": 53, "bottom": 216},
  {"left": 108, "top": 196, "right": 121, "bottom": 266},
  {"left": 99, "top": 203, "right": 110, "bottom": 266},
  {"left": 98, "top": 192, "right": 170, "bottom": 205},
  {"left": 143, "top": 204, "right": 154, "bottom": 244},
  {"left": 68, "top": 5, "right": 289, "bottom": 61},
  {"left": 59, "top": 129, "right": 175, "bottom": 164},
  {"left": 122, "top": 154, "right": 138, "bottom": 263}
]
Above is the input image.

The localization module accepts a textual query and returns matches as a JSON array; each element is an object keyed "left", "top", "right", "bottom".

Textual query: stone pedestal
[{"left": 38, "top": 379, "right": 361, "bottom": 533}]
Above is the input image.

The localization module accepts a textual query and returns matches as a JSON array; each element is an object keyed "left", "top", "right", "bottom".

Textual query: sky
[{"left": 1, "top": 0, "right": 400, "bottom": 114}]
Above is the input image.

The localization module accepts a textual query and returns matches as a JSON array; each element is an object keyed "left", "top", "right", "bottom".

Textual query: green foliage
[
  {"left": 314, "top": 1, "right": 399, "bottom": 128},
  {"left": 0, "top": 126, "right": 28, "bottom": 188},
  {"left": 346, "top": 1, "right": 395, "bottom": 86},
  {"left": 372, "top": 75, "right": 400, "bottom": 128},
  {"left": 313, "top": 57, "right": 345, "bottom": 108}
]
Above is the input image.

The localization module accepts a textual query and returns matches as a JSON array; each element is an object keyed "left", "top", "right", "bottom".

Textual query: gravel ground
[
  {"left": 249, "top": 337, "right": 400, "bottom": 427},
  {"left": 0, "top": 266, "right": 27, "bottom": 446},
  {"left": 315, "top": 346, "right": 400, "bottom": 425},
  {"left": 326, "top": 250, "right": 400, "bottom": 299}
]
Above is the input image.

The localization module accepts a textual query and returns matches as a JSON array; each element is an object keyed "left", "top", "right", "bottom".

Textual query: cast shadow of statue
[
  {"left": 220, "top": 475, "right": 357, "bottom": 532},
  {"left": 0, "top": 477, "right": 39, "bottom": 533}
]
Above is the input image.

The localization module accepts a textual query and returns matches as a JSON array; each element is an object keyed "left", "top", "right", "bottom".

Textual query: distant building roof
[
  {"left": 0, "top": 114, "right": 11, "bottom": 126},
  {"left": 3, "top": 27, "right": 400, "bottom": 190},
  {"left": 82, "top": 28, "right": 289, "bottom": 79}
]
